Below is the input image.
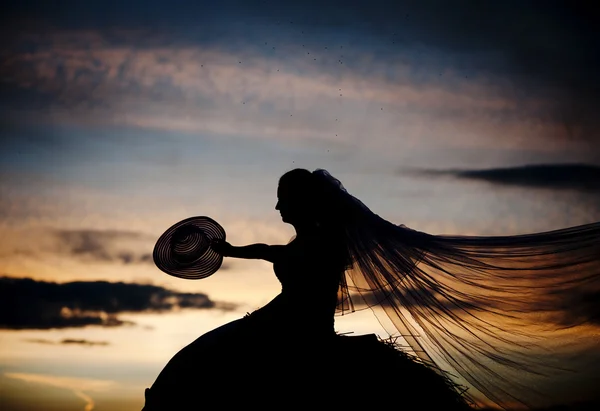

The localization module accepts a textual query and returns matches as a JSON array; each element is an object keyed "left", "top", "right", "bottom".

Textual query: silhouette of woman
[{"left": 144, "top": 168, "right": 600, "bottom": 410}]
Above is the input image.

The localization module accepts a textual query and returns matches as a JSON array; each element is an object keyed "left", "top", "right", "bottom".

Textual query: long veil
[{"left": 313, "top": 169, "right": 600, "bottom": 409}]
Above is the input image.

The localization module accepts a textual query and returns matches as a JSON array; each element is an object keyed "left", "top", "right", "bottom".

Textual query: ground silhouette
[{"left": 142, "top": 332, "right": 471, "bottom": 410}]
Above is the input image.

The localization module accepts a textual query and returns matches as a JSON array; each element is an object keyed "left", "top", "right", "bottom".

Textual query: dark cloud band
[
  {"left": 0, "top": 276, "right": 236, "bottom": 329},
  {"left": 407, "top": 164, "right": 600, "bottom": 192}
]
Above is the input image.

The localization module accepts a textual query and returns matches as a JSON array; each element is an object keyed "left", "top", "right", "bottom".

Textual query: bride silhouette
[{"left": 143, "top": 168, "right": 599, "bottom": 410}]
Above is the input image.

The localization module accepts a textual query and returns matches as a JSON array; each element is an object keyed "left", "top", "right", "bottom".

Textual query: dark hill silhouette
[{"left": 142, "top": 332, "right": 471, "bottom": 410}]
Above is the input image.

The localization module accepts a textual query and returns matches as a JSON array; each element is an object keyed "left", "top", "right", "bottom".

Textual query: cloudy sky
[{"left": 1, "top": 1, "right": 599, "bottom": 410}]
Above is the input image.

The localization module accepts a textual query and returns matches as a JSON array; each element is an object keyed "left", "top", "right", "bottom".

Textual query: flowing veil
[{"left": 312, "top": 169, "right": 600, "bottom": 409}]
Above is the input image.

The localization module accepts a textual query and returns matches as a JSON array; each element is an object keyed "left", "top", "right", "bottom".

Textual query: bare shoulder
[
  {"left": 263, "top": 244, "right": 288, "bottom": 263},
  {"left": 265, "top": 236, "right": 332, "bottom": 263},
  {"left": 267, "top": 237, "right": 303, "bottom": 262}
]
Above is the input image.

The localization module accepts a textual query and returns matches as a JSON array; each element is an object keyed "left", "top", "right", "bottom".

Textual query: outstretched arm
[{"left": 211, "top": 239, "right": 284, "bottom": 263}]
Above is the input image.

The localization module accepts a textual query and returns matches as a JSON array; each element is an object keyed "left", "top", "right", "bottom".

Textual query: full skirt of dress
[{"left": 142, "top": 294, "right": 470, "bottom": 410}]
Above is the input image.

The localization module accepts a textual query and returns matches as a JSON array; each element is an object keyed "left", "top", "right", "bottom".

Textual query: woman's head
[
  {"left": 276, "top": 168, "right": 357, "bottom": 230},
  {"left": 276, "top": 168, "right": 321, "bottom": 227}
]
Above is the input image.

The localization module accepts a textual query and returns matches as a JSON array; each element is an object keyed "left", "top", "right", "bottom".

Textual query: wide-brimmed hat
[{"left": 153, "top": 216, "right": 226, "bottom": 279}]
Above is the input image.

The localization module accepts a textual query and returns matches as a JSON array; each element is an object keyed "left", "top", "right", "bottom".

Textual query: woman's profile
[{"left": 143, "top": 168, "right": 600, "bottom": 410}]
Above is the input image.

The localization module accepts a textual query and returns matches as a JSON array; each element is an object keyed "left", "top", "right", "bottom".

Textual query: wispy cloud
[
  {"left": 51, "top": 228, "right": 155, "bottom": 264},
  {"left": 25, "top": 338, "right": 110, "bottom": 346},
  {"left": 4, "top": 372, "right": 114, "bottom": 411},
  {"left": 2, "top": 24, "right": 594, "bottom": 156},
  {"left": 0, "top": 276, "right": 237, "bottom": 329},
  {"left": 404, "top": 164, "right": 600, "bottom": 192}
]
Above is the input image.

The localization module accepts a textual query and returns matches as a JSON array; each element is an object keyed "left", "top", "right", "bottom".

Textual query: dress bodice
[{"left": 268, "top": 237, "right": 344, "bottom": 332}]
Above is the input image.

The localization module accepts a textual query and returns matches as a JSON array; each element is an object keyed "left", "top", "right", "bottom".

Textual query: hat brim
[{"left": 153, "top": 216, "right": 226, "bottom": 280}]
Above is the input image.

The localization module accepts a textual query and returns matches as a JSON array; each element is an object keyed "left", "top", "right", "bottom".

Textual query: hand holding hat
[{"left": 209, "top": 238, "right": 233, "bottom": 256}]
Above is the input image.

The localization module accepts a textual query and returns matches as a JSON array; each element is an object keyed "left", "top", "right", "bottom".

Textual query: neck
[{"left": 293, "top": 223, "right": 319, "bottom": 238}]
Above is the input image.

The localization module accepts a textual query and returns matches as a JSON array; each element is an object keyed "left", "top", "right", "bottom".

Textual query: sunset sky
[{"left": 1, "top": 1, "right": 599, "bottom": 410}]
